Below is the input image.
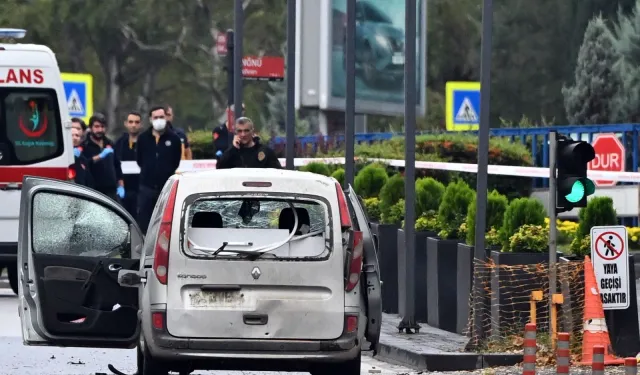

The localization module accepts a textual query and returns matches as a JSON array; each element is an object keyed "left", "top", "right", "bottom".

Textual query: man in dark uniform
[
  {"left": 166, "top": 105, "right": 192, "bottom": 160},
  {"left": 136, "top": 105, "right": 182, "bottom": 234},
  {"left": 212, "top": 103, "right": 245, "bottom": 160},
  {"left": 80, "top": 113, "right": 125, "bottom": 202},
  {"left": 217, "top": 117, "right": 281, "bottom": 169},
  {"left": 114, "top": 111, "right": 142, "bottom": 217},
  {"left": 71, "top": 123, "right": 93, "bottom": 187}
]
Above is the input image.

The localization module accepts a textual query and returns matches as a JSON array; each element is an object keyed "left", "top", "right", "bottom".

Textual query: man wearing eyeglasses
[{"left": 216, "top": 117, "right": 281, "bottom": 169}]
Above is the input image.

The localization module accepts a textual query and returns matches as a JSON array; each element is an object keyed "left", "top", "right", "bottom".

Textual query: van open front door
[{"left": 17, "top": 176, "right": 142, "bottom": 348}]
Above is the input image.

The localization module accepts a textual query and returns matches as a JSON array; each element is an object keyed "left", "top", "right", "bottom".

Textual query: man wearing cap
[
  {"left": 80, "top": 113, "right": 125, "bottom": 202},
  {"left": 216, "top": 117, "right": 281, "bottom": 169}
]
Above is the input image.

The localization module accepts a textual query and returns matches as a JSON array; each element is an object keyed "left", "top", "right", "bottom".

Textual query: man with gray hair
[{"left": 216, "top": 117, "right": 281, "bottom": 169}]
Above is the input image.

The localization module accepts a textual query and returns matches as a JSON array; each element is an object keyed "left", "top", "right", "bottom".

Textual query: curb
[{"left": 377, "top": 342, "right": 523, "bottom": 371}]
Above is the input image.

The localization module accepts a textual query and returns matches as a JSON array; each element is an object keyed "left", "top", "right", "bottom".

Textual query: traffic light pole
[{"left": 548, "top": 131, "right": 558, "bottom": 322}]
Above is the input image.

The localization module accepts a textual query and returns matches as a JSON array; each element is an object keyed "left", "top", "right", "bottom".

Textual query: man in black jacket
[
  {"left": 80, "top": 114, "right": 124, "bottom": 201},
  {"left": 136, "top": 105, "right": 182, "bottom": 234},
  {"left": 114, "top": 111, "right": 142, "bottom": 217},
  {"left": 71, "top": 123, "right": 93, "bottom": 187},
  {"left": 217, "top": 117, "right": 281, "bottom": 169}
]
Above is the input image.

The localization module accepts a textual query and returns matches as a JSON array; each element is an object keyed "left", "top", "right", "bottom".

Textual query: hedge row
[{"left": 187, "top": 130, "right": 533, "bottom": 199}]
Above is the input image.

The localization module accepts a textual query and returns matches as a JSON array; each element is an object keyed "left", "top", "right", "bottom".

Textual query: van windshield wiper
[{"left": 189, "top": 240, "right": 259, "bottom": 258}]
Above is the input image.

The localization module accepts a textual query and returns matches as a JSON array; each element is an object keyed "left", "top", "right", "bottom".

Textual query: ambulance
[{"left": 0, "top": 29, "right": 74, "bottom": 294}]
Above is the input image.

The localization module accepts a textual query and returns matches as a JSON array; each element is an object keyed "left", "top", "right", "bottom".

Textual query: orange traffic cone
[{"left": 578, "top": 256, "right": 624, "bottom": 365}]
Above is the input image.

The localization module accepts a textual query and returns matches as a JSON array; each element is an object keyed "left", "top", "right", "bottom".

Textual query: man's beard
[{"left": 92, "top": 132, "right": 105, "bottom": 140}]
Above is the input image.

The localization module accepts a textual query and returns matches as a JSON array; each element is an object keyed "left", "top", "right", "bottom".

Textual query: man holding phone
[{"left": 216, "top": 117, "right": 281, "bottom": 169}]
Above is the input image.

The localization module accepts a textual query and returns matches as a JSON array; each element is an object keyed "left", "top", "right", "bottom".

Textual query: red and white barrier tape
[{"left": 120, "top": 158, "right": 640, "bottom": 183}]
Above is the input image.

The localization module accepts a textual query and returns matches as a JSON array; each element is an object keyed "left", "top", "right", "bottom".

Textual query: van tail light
[
  {"left": 151, "top": 311, "right": 166, "bottom": 331},
  {"left": 345, "top": 231, "right": 363, "bottom": 292},
  {"left": 335, "top": 182, "right": 352, "bottom": 229},
  {"left": 153, "top": 180, "right": 179, "bottom": 285},
  {"left": 345, "top": 315, "right": 358, "bottom": 333},
  {"left": 67, "top": 164, "right": 76, "bottom": 181}
]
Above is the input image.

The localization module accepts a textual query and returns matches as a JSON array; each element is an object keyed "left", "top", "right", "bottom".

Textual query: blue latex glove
[
  {"left": 73, "top": 147, "right": 81, "bottom": 157},
  {"left": 216, "top": 150, "right": 223, "bottom": 157},
  {"left": 99, "top": 147, "right": 114, "bottom": 159},
  {"left": 116, "top": 186, "right": 125, "bottom": 199}
]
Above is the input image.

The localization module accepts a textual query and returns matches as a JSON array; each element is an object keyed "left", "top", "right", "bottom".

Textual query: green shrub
[
  {"left": 331, "top": 168, "right": 345, "bottom": 186},
  {"left": 415, "top": 177, "right": 445, "bottom": 217},
  {"left": 486, "top": 227, "right": 502, "bottom": 247},
  {"left": 381, "top": 199, "right": 405, "bottom": 225},
  {"left": 354, "top": 163, "right": 389, "bottom": 198},
  {"left": 507, "top": 224, "right": 549, "bottom": 253},
  {"left": 465, "top": 190, "right": 509, "bottom": 246},
  {"left": 575, "top": 197, "right": 617, "bottom": 239},
  {"left": 499, "top": 198, "right": 546, "bottom": 250},
  {"left": 379, "top": 174, "right": 404, "bottom": 222},
  {"left": 570, "top": 197, "right": 617, "bottom": 255},
  {"left": 302, "top": 162, "right": 331, "bottom": 176},
  {"left": 436, "top": 180, "right": 475, "bottom": 239},
  {"left": 363, "top": 197, "right": 381, "bottom": 222},
  {"left": 571, "top": 235, "right": 592, "bottom": 257},
  {"left": 415, "top": 211, "right": 440, "bottom": 232}
]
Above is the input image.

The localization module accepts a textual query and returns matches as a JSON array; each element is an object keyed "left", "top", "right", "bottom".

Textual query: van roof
[
  {"left": 0, "top": 43, "right": 55, "bottom": 54},
  {"left": 178, "top": 168, "right": 336, "bottom": 184}
]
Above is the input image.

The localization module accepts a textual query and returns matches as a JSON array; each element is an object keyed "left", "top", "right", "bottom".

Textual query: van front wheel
[{"left": 311, "top": 351, "right": 361, "bottom": 375}]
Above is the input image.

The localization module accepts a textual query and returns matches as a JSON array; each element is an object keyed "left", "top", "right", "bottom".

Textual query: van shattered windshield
[{"left": 184, "top": 197, "right": 331, "bottom": 260}]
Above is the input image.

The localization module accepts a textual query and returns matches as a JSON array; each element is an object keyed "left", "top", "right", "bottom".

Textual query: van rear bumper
[
  {"left": 147, "top": 329, "right": 360, "bottom": 363},
  {"left": 0, "top": 242, "right": 17, "bottom": 263}
]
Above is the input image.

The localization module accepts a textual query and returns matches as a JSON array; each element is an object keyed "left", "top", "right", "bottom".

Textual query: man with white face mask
[{"left": 136, "top": 105, "right": 182, "bottom": 234}]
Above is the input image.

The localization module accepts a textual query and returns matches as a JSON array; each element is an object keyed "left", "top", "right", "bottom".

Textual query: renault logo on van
[{"left": 251, "top": 267, "right": 261, "bottom": 280}]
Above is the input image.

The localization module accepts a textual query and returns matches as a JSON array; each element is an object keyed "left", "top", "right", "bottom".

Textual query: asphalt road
[{"left": 0, "top": 287, "right": 417, "bottom": 375}]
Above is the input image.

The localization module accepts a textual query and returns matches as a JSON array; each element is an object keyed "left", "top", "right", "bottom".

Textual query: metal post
[
  {"left": 398, "top": 0, "right": 419, "bottom": 333},
  {"left": 344, "top": 0, "right": 356, "bottom": 188},
  {"left": 471, "top": 0, "right": 494, "bottom": 346},
  {"left": 549, "top": 131, "right": 558, "bottom": 324},
  {"left": 285, "top": 0, "right": 296, "bottom": 170},
  {"left": 233, "top": 0, "right": 244, "bottom": 122},
  {"left": 226, "top": 29, "right": 235, "bottom": 148}
]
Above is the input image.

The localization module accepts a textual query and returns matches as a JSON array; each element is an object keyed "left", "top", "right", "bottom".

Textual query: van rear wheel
[
  {"left": 139, "top": 338, "right": 168, "bottom": 375},
  {"left": 311, "top": 351, "right": 361, "bottom": 375}
]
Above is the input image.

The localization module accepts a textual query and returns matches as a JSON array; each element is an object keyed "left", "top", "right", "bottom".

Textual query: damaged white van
[{"left": 16, "top": 168, "right": 382, "bottom": 375}]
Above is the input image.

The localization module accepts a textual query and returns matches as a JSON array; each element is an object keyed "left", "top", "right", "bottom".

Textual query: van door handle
[
  {"left": 243, "top": 313, "right": 268, "bottom": 325},
  {"left": 108, "top": 264, "right": 122, "bottom": 272}
]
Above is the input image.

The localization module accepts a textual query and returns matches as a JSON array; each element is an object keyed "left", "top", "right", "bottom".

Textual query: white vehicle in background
[
  {"left": 0, "top": 28, "right": 74, "bottom": 295},
  {"left": 16, "top": 169, "right": 382, "bottom": 375}
]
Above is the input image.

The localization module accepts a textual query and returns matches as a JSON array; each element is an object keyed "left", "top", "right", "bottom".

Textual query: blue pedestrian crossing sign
[
  {"left": 60, "top": 73, "right": 94, "bottom": 124},
  {"left": 445, "top": 81, "right": 480, "bottom": 131}
]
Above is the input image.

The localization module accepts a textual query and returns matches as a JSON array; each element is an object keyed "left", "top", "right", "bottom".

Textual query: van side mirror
[{"left": 118, "top": 269, "right": 146, "bottom": 287}]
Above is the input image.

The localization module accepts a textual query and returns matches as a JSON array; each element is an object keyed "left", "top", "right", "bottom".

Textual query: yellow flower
[{"left": 633, "top": 236, "right": 638, "bottom": 242}]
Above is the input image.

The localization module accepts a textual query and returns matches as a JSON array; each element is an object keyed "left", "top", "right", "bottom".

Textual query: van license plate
[{"left": 188, "top": 291, "right": 243, "bottom": 308}]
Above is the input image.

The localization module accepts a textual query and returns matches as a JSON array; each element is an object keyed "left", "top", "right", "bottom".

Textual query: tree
[
  {"left": 562, "top": 15, "right": 621, "bottom": 124},
  {"left": 610, "top": 1, "right": 640, "bottom": 122}
]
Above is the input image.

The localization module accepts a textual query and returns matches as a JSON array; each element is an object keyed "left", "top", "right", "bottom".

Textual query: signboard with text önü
[
  {"left": 591, "top": 225, "right": 630, "bottom": 310},
  {"left": 589, "top": 134, "right": 625, "bottom": 187},
  {"left": 242, "top": 56, "right": 284, "bottom": 81}
]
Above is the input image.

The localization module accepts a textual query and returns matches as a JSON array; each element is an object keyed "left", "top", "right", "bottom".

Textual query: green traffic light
[
  {"left": 584, "top": 178, "right": 595, "bottom": 195},
  {"left": 565, "top": 180, "right": 585, "bottom": 203}
]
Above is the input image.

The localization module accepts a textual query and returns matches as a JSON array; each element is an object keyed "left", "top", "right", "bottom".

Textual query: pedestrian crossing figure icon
[
  {"left": 67, "top": 89, "right": 84, "bottom": 115},
  {"left": 454, "top": 97, "right": 478, "bottom": 123},
  {"left": 604, "top": 235, "right": 617, "bottom": 257}
]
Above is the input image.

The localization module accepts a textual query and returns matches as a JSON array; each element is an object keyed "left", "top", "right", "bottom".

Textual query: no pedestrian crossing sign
[{"left": 590, "top": 225, "right": 630, "bottom": 310}]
